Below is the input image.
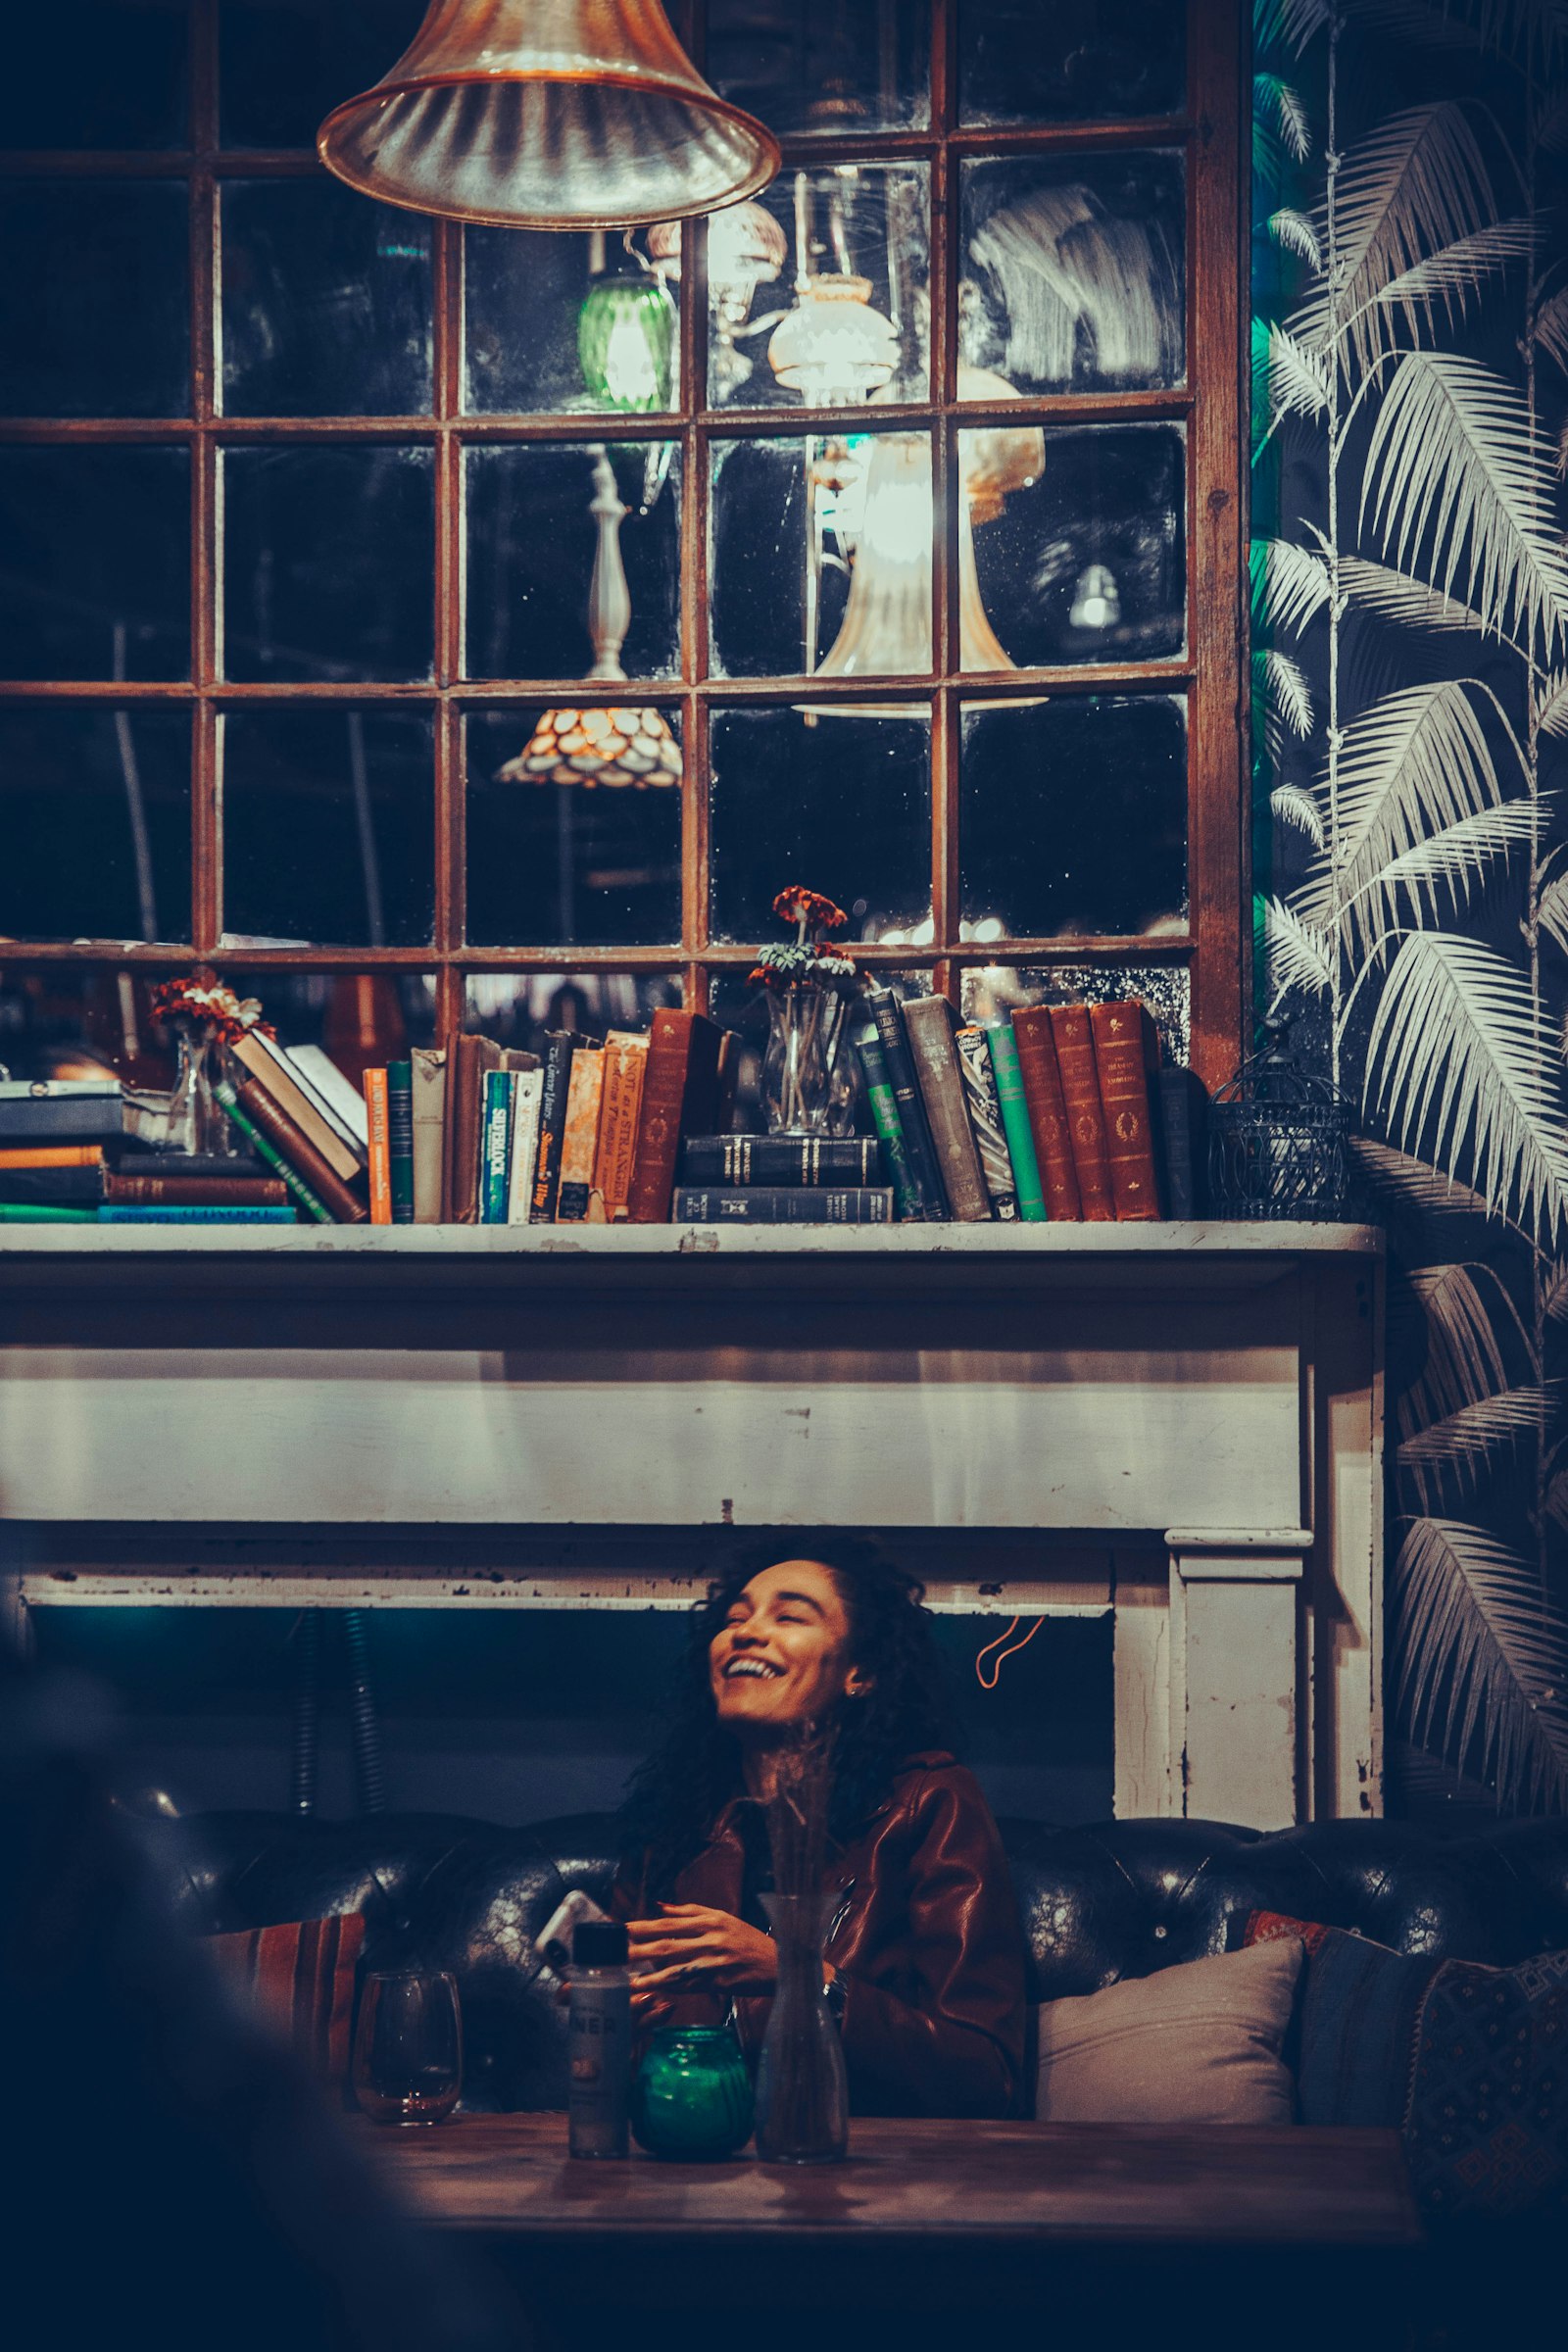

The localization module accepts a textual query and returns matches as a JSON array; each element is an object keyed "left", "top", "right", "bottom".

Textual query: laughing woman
[{"left": 612, "top": 1542, "right": 1026, "bottom": 2119}]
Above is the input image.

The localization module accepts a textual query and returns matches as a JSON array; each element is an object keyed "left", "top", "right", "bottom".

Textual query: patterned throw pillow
[
  {"left": 1246, "top": 1909, "right": 1568, "bottom": 2222},
  {"left": 205, "top": 1914, "right": 367, "bottom": 2084}
]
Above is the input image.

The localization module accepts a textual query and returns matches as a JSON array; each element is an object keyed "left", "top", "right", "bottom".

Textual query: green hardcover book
[
  {"left": 479, "top": 1068, "right": 514, "bottom": 1225},
  {"left": 852, "top": 1024, "right": 921, "bottom": 1221},
  {"left": 386, "top": 1058, "right": 415, "bottom": 1226},
  {"left": 0, "top": 1203, "right": 98, "bottom": 1222},
  {"left": 215, "top": 1079, "right": 326, "bottom": 1223},
  {"left": 984, "top": 1025, "right": 1048, "bottom": 1221}
]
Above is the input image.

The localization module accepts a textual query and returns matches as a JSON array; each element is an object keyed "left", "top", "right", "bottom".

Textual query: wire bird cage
[{"left": 1207, "top": 1023, "right": 1353, "bottom": 1222}]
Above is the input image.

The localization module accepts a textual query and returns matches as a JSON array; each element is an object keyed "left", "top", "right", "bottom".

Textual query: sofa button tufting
[{"left": 1152, "top": 1924, "right": 1167, "bottom": 1939}]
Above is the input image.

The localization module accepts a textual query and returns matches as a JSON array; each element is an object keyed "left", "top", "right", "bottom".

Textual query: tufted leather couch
[{"left": 144, "top": 1809, "right": 1568, "bottom": 2114}]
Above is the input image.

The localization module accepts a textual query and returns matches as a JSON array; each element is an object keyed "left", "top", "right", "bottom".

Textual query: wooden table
[{"left": 360, "top": 2115, "right": 1425, "bottom": 2352}]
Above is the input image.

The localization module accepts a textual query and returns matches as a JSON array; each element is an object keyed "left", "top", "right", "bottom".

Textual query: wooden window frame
[{"left": 0, "top": 0, "right": 1247, "bottom": 1089}]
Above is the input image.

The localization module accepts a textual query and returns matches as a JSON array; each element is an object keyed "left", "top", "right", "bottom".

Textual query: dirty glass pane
[
  {"left": 709, "top": 163, "right": 929, "bottom": 409},
  {"left": 465, "top": 707, "right": 683, "bottom": 948},
  {"left": 223, "top": 444, "right": 434, "bottom": 682},
  {"left": 465, "top": 442, "right": 681, "bottom": 683},
  {"left": 0, "top": 1, "right": 189, "bottom": 148},
  {"left": 706, "top": 0, "right": 930, "bottom": 133},
  {"left": 960, "top": 695, "right": 1187, "bottom": 939},
  {"left": 0, "top": 181, "right": 188, "bottom": 416},
  {"left": 710, "top": 703, "right": 930, "bottom": 944},
  {"left": 0, "top": 706, "right": 190, "bottom": 943},
  {"left": 464, "top": 972, "right": 681, "bottom": 1055},
  {"left": 959, "top": 961, "right": 1191, "bottom": 1065},
  {"left": 221, "top": 704, "right": 434, "bottom": 948},
  {"left": 221, "top": 180, "right": 433, "bottom": 416},
  {"left": 0, "top": 447, "right": 189, "bottom": 680},
  {"left": 958, "top": 0, "right": 1184, "bottom": 126},
  {"left": 961, "top": 422, "right": 1185, "bottom": 668},
  {"left": 220, "top": 0, "right": 424, "bottom": 148},
  {"left": 466, "top": 228, "right": 681, "bottom": 416},
  {"left": 960, "top": 152, "right": 1185, "bottom": 394}
]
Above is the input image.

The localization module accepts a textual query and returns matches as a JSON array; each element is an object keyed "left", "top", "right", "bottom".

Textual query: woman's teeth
[{"left": 724, "top": 1657, "right": 783, "bottom": 1679}]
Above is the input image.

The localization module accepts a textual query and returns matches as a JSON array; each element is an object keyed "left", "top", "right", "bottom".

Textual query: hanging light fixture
[
  {"left": 768, "top": 275, "right": 899, "bottom": 407},
  {"left": 645, "top": 201, "right": 788, "bottom": 399},
  {"left": 318, "top": 0, "right": 780, "bottom": 230},
  {"left": 576, "top": 267, "right": 677, "bottom": 413}
]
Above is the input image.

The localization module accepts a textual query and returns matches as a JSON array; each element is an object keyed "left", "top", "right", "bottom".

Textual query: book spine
[
  {"left": 231, "top": 1032, "right": 362, "bottom": 1182},
  {"left": 626, "top": 1011, "right": 727, "bottom": 1223},
  {"left": 555, "top": 1049, "right": 606, "bottom": 1223},
  {"left": 228, "top": 1075, "right": 368, "bottom": 1223},
  {"left": 953, "top": 1025, "right": 1018, "bottom": 1220},
  {"left": 448, "top": 1035, "right": 502, "bottom": 1225},
  {"left": 409, "top": 1046, "right": 447, "bottom": 1223},
  {"left": 479, "top": 1069, "right": 514, "bottom": 1225},
  {"left": 865, "top": 989, "right": 947, "bottom": 1219},
  {"left": 1157, "top": 1067, "right": 1201, "bottom": 1218},
  {"left": 673, "top": 1187, "right": 895, "bottom": 1225},
  {"left": 982, "top": 1028, "right": 1047, "bottom": 1221},
  {"left": 590, "top": 1032, "right": 650, "bottom": 1223},
  {"left": 0, "top": 1145, "right": 103, "bottom": 1170},
  {"left": 242, "top": 1028, "right": 366, "bottom": 1165},
  {"left": 99, "top": 1205, "right": 298, "bottom": 1222},
  {"left": 104, "top": 1174, "right": 291, "bottom": 1208},
  {"left": 1009, "top": 1008, "right": 1083, "bottom": 1221},
  {"left": 530, "top": 1033, "right": 578, "bottom": 1223},
  {"left": 678, "top": 1135, "right": 884, "bottom": 1187},
  {"left": 507, "top": 1068, "right": 545, "bottom": 1225},
  {"left": 364, "top": 1069, "right": 392, "bottom": 1225},
  {"left": 1089, "top": 1002, "right": 1162, "bottom": 1220},
  {"left": 0, "top": 1101, "right": 123, "bottom": 1144},
  {"left": 386, "top": 1059, "right": 415, "bottom": 1225},
  {"left": 903, "top": 996, "right": 991, "bottom": 1222},
  {"left": 1049, "top": 1005, "right": 1114, "bottom": 1222},
  {"left": 0, "top": 1169, "right": 105, "bottom": 1204},
  {"left": 853, "top": 1026, "right": 922, "bottom": 1221},
  {"left": 214, "top": 1080, "right": 328, "bottom": 1222},
  {"left": 0, "top": 1203, "right": 98, "bottom": 1221}
]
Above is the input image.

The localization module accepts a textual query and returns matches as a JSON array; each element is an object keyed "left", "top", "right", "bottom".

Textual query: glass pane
[
  {"left": 221, "top": 180, "right": 433, "bottom": 416},
  {"left": 959, "top": 0, "right": 1185, "bottom": 126},
  {"left": 710, "top": 164, "right": 929, "bottom": 409},
  {"left": 0, "top": 1, "right": 188, "bottom": 149},
  {"left": 0, "top": 182, "right": 188, "bottom": 416},
  {"left": 465, "top": 442, "right": 681, "bottom": 684},
  {"left": 220, "top": 0, "right": 425, "bottom": 149},
  {"left": 711, "top": 430, "right": 936, "bottom": 680},
  {"left": 961, "top": 422, "right": 1185, "bottom": 669},
  {"left": 221, "top": 706, "right": 435, "bottom": 948},
  {"left": 466, "top": 229, "right": 680, "bottom": 416},
  {"left": 961, "top": 153, "right": 1185, "bottom": 394},
  {"left": 465, "top": 707, "right": 683, "bottom": 948},
  {"left": 464, "top": 972, "right": 682, "bottom": 1054},
  {"left": 214, "top": 967, "right": 438, "bottom": 1084},
  {"left": 961, "top": 695, "right": 1187, "bottom": 939},
  {"left": 960, "top": 961, "right": 1191, "bottom": 1064},
  {"left": 0, "top": 705, "right": 190, "bottom": 943},
  {"left": 0, "top": 965, "right": 188, "bottom": 1086},
  {"left": 222, "top": 444, "right": 434, "bottom": 682},
  {"left": 705, "top": 0, "right": 930, "bottom": 134},
  {"left": 710, "top": 704, "right": 930, "bottom": 944},
  {"left": 0, "top": 447, "right": 189, "bottom": 681}
]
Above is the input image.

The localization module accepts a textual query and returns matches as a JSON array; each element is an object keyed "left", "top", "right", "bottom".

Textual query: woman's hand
[{"left": 625, "top": 1903, "right": 778, "bottom": 2007}]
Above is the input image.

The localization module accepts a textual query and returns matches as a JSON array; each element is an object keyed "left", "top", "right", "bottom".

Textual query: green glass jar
[{"left": 631, "top": 2026, "right": 754, "bottom": 2160}]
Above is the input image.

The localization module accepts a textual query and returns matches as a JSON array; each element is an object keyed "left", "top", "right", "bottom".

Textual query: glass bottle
[
  {"left": 567, "top": 1921, "right": 632, "bottom": 2158},
  {"left": 754, "top": 1893, "right": 848, "bottom": 2164}
]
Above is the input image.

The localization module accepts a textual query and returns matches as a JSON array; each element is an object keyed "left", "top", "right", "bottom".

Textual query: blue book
[{"left": 97, "top": 1205, "right": 300, "bottom": 1222}]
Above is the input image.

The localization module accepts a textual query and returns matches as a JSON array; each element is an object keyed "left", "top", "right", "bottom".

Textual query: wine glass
[{"left": 353, "top": 1971, "right": 463, "bottom": 2127}]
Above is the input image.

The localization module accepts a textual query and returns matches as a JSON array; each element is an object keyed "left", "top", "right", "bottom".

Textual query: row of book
[
  {"left": 0, "top": 1058, "right": 306, "bottom": 1223},
  {"left": 360, "top": 1012, "right": 739, "bottom": 1226}
]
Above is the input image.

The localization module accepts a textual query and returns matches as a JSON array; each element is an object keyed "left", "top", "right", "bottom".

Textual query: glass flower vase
[
  {"left": 760, "top": 985, "right": 831, "bottom": 1136},
  {"left": 754, "top": 1893, "right": 848, "bottom": 2166},
  {"left": 170, "top": 1029, "right": 233, "bottom": 1157}
]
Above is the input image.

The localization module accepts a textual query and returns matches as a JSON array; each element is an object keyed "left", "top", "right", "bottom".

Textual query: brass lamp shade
[{"left": 318, "top": 0, "right": 780, "bottom": 230}]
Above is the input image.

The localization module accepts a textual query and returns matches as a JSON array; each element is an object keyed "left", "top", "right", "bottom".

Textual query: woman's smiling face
[{"left": 709, "top": 1559, "right": 863, "bottom": 1732}]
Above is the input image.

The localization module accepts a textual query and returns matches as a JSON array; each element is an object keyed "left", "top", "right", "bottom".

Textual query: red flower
[{"left": 771, "top": 886, "right": 849, "bottom": 934}]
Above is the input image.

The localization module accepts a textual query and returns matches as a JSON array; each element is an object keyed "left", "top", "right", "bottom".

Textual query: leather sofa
[{"left": 146, "top": 1809, "right": 1568, "bottom": 2113}]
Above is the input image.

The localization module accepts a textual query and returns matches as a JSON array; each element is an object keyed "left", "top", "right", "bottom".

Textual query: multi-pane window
[{"left": 0, "top": 0, "right": 1244, "bottom": 1091}]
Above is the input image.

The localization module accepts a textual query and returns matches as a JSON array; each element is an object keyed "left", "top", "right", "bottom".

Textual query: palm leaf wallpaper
[{"left": 1251, "top": 0, "right": 1568, "bottom": 1814}]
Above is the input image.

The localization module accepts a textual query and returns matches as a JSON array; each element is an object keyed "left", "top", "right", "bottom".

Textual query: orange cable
[{"left": 974, "top": 1615, "right": 1045, "bottom": 1690}]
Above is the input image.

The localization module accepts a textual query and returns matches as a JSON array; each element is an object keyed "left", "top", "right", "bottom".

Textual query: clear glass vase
[
  {"left": 169, "top": 1029, "right": 233, "bottom": 1156},
  {"left": 754, "top": 1893, "right": 849, "bottom": 2166},
  {"left": 760, "top": 985, "right": 831, "bottom": 1136}
]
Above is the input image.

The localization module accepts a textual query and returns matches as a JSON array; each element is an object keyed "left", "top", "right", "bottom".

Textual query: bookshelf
[{"left": 0, "top": 1224, "right": 1382, "bottom": 1831}]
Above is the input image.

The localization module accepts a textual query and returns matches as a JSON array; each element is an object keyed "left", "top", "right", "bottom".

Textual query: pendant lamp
[{"left": 318, "top": 0, "right": 780, "bottom": 230}]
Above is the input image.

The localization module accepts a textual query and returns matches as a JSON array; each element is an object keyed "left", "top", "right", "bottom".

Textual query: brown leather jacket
[{"left": 613, "top": 1751, "right": 1026, "bottom": 2119}]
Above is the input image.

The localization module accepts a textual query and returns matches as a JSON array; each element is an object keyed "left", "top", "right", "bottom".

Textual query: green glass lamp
[{"left": 577, "top": 272, "right": 677, "bottom": 414}]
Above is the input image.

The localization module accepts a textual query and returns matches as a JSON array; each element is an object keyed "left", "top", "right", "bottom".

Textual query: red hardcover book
[
  {"left": 1010, "top": 1007, "right": 1082, "bottom": 1221},
  {"left": 625, "top": 1010, "right": 725, "bottom": 1223},
  {"left": 1089, "top": 1000, "right": 1163, "bottom": 1221},
  {"left": 227, "top": 1075, "right": 369, "bottom": 1224},
  {"left": 104, "top": 1172, "right": 292, "bottom": 1210},
  {"left": 1047, "top": 1005, "right": 1114, "bottom": 1222}
]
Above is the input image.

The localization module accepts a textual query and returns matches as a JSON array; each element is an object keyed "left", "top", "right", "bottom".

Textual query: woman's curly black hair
[{"left": 616, "top": 1537, "right": 957, "bottom": 1894}]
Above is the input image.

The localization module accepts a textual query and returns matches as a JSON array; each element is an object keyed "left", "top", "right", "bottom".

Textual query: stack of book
[
  {"left": 0, "top": 1074, "right": 297, "bottom": 1224},
  {"left": 854, "top": 988, "right": 1205, "bottom": 1225},
  {"left": 672, "top": 1133, "right": 894, "bottom": 1224},
  {"left": 362, "top": 1009, "right": 741, "bottom": 1227},
  {"left": 213, "top": 1027, "right": 371, "bottom": 1223}
]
